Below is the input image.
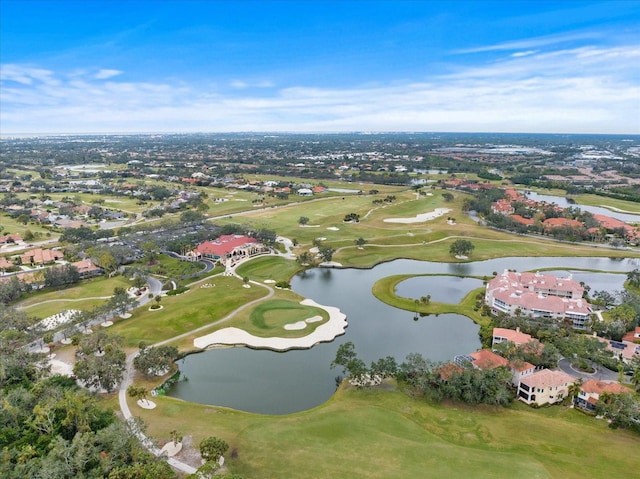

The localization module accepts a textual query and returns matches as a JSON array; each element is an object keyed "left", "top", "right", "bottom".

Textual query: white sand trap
[
  {"left": 309, "top": 247, "right": 319, "bottom": 254},
  {"left": 327, "top": 227, "right": 340, "bottom": 231},
  {"left": 316, "top": 237, "right": 327, "bottom": 241},
  {"left": 101, "top": 321, "right": 113, "bottom": 327},
  {"left": 383, "top": 207, "right": 451, "bottom": 224},
  {"left": 284, "top": 321, "right": 307, "bottom": 330},
  {"left": 160, "top": 441, "right": 182, "bottom": 457},
  {"left": 299, "top": 224, "right": 320, "bottom": 228},
  {"left": 264, "top": 279, "right": 276, "bottom": 284},
  {"left": 455, "top": 255, "right": 468, "bottom": 260},
  {"left": 194, "top": 300, "right": 347, "bottom": 352},
  {"left": 319, "top": 261, "right": 342, "bottom": 267},
  {"left": 137, "top": 399, "right": 157, "bottom": 409},
  {"left": 284, "top": 315, "right": 324, "bottom": 330},
  {"left": 243, "top": 284, "right": 251, "bottom": 288}
]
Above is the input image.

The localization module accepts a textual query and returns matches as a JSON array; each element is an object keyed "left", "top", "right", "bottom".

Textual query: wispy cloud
[
  {"left": 94, "top": 69, "right": 123, "bottom": 80},
  {"left": 230, "top": 79, "right": 275, "bottom": 89},
  {"left": 511, "top": 50, "right": 537, "bottom": 58},
  {"left": 1, "top": 43, "right": 638, "bottom": 134},
  {"left": 454, "top": 31, "right": 601, "bottom": 54}
]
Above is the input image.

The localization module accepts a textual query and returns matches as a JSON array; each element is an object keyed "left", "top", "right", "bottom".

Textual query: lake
[{"left": 167, "top": 256, "right": 637, "bottom": 414}]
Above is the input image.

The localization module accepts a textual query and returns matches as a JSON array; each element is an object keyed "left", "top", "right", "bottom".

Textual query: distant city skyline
[{"left": 1, "top": 1, "right": 639, "bottom": 135}]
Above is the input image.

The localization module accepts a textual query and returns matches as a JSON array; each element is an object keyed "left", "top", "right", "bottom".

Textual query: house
[
  {"left": 517, "top": 369, "right": 574, "bottom": 406},
  {"left": 0, "top": 257, "right": 14, "bottom": 270},
  {"left": 575, "top": 379, "right": 629, "bottom": 413},
  {"left": 455, "top": 349, "right": 534, "bottom": 386},
  {"left": 20, "top": 248, "right": 64, "bottom": 265},
  {"left": 491, "top": 199, "right": 515, "bottom": 215},
  {"left": 72, "top": 259, "right": 103, "bottom": 279},
  {"left": 485, "top": 270, "right": 592, "bottom": 329},
  {"left": 297, "top": 188, "right": 313, "bottom": 196},
  {"left": 0, "top": 233, "right": 23, "bottom": 244},
  {"left": 492, "top": 327, "right": 534, "bottom": 348},
  {"left": 622, "top": 327, "right": 640, "bottom": 343}
]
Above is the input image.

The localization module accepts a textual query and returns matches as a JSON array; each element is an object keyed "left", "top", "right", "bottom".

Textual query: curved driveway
[{"left": 557, "top": 358, "right": 618, "bottom": 382}]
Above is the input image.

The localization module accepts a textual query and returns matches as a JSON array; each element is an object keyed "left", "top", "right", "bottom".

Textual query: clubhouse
[{"left": 186, "top": 234, "right": 270, "bottom": 266}]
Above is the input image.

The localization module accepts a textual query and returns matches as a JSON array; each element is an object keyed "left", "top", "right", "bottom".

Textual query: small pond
[{"left": 395, "top": 275, "right": 484, "bottom": 303}]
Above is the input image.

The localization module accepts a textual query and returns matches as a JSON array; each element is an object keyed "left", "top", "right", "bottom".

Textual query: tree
[
  {"left": 297, "top": 251, "right": 313, "bottom": 265},
  {"left": 108, "top": 287, "right": 136, "bottom": 316},
  {"left": 127, "top": 384, "right": 148, "bottom": 405},
  {"left": 449, "top": 239, "right": 474, "bottom": 257},
  {"left": 298, "top": 216, "right": 310, "bottom": 226},
  {"left": 134, "top": 345, "right": 178, "bottom": 377},
  {"left": 330, "top": 341, "right": 368, "bottom": 385},
  {"left": 73, "top": 342, "right": 126, "bottom": 393},
  {"left": 343, "top": 212, "right": 360, "bottom": 223},
  {"left": 199, "top": 436, "right": 228, "bottom": 463},
  {"left": 318, "top": 246, "right": 335, "bottom": 263},
  {"left": 442, "top": 192, "right": 454, "bottom": 202},
  {"left": 354, "top": 237, "right": 367, "bottom": 249}
]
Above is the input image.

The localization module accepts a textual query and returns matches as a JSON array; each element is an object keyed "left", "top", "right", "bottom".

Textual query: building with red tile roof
[
  {"left": 542, "top": 217, "right": 584, "bottom": 229},
  {"left": 0, "top": 233, "right": 23, "bottom": 244},
  {"left": 517, "top": 369, "right": 574, "bottom": 406},
  {"left": 622, "top": 327, "right": 640, "bottom": 343},
  {"left": 492, "top": 327, "right": 534, "bottom": 347},
  {"left": 508, "top": 214, "right": 535, "bottom": 226},
  {"left": 0, "top": 257, "right": 14, "bottom": 269},
  {"left": 72, "top": 259, "right": 103, "bottom": 279},
  {"left": 575, "top": 379, "right": 630, "bottom": 412},
  {"left": 187, "top": 235, "right": 269, "bottom": 266},
  {"left": 455, "top": 349, "right": 535, "bottom": 386},
  {"left": 20, "top": 248, "right": 64, "bottom": 265},
  {"left": 491, "top": 199, "right": 514, "bottom": 215},
  {"left": 485, "top": 270, "right": 591, "bottom": 329}
]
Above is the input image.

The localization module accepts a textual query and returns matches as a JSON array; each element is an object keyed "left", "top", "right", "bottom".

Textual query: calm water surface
[{"left": 167, "top": 256, "right": 637, "bottom": 414}]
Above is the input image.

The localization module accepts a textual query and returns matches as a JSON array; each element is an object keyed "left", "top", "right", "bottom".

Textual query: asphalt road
[{"left": 557, "top": 357, "right": 618, "bottom": 382}]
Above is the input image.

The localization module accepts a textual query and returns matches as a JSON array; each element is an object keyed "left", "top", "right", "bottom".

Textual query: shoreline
[{"left": 193, "top": 299, "right": 347, "bottom": 352}]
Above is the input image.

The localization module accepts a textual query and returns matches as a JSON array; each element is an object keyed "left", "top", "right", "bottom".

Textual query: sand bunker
[
  {"left": 284, "top": 315, "right": 324, "bottom": 330},
  {"left": 194, "top": 300, "right": 347, "bottom": 352},
  {"left": 383, "top": 207, "right": 451, "bottom": 224},
  {"left": 326, "top": 227, "right": 340, "bottom": 231}
]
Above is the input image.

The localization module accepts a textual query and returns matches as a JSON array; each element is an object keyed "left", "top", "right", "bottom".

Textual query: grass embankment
[
  {"left": 142, "top": 254, "right": 207, "bottom": 280},
  {"left": 130, "top": 384, "right": 640, "bottom": 479},
  {"left": 0, "top": 212, "right": 56, "bottom": 239},
  {"left": 372, "top": 274, "right": 488, "bottom": 325}
]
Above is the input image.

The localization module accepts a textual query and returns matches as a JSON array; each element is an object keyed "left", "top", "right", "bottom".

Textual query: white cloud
[
  {"left": 94, "top": 69, "right": 123, "bottom": 80},
  {"left": 230, "top": 79, "right": 275, "bottom": 89},
  {"left": 511, "top": 50, "right": 538, "bottom": 58},
  {"left": 1, "top": 43, "right": 638, "bottom": 134},
  {"left": 454, "top": 31, "right": 601, "bottom": 54}
]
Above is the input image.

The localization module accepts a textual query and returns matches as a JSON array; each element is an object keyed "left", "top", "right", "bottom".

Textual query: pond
[
  {"left": 166, "top": 256, "right": 637, "bottom": 414},
  {"left": 395, "top": 275, "right": 484, "bottom": 303},
  {"left": 522, "top": 191, "right": 640, "bottom": 223}
]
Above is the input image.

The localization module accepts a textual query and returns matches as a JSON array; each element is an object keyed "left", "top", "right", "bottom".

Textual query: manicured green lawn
[
  {"left": 19, "top": 297, "right": 109, "bottom": 319},
  {"left": 235, "top": 256, "right": 304, "bottom": 282},
  {"left": 245, "top": 298, "right": 328, "bottom": 337},
  {"left": 110, "top": 275, "right": 269, "bottom": 347},
  {"left": 131, "top": 384, "right": 640, "bottom": 479},
  {"left": 16, "top": 276, "right": 130, "bottom": 307}
]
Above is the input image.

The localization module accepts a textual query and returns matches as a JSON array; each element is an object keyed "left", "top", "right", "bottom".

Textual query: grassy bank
[{"left": 130, "top": 383, "right": 640, "bottom": 479}]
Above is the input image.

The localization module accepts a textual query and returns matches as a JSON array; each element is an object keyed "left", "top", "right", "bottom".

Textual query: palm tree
[{"left": 567, "top": 379, "right": 583, "bottom": 406}]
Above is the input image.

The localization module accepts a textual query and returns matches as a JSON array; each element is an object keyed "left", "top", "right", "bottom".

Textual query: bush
[
  {"left": 166, "top": 286, "right": 188, "bottom": 296},
  {"left": 275, "top": 281, "right": 291, "bottom": 289}
]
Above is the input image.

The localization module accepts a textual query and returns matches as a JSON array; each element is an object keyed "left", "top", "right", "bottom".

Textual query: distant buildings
[{"left": 485, "top": 270, "right": 592, "bottom": 329}]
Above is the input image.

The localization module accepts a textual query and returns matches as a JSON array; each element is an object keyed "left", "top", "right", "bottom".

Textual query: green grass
[
  {"left": 129, "top": 383, "right": 640, "bottom": 479},
  {"left": 245, "top": 299, "right": 328, "bottom": 337},
  {"left": 16, "top": 276, "right": 130, "bottom": 308},
  {"left": 141, "top": 254, "right": 206, "bottom": 279},
  {"left": 0, "top": 213, "right": 57, "bottom": 239},
  {"left": 235, "top": 256, "right": 304, "bottom": 282},
  {"left": 109, "top": 275, "right": 269, "bottom": 347},
  {"left": 19, "top": 297, "right": 109, "bottom": 320}
]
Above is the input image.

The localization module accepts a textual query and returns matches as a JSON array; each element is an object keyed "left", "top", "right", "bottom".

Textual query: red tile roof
[
  {"left": 493, "top": 328, "right": 534, "bottom": 345},
  {"left": 520, "top": 369, "right": 574, "bottom": 389},
  {"left": 470, "top": 349, "right": 509, "bottom": 370},
  {"left": 580, "top": 379, "right": 629, "bottom": 396},
  {"left": 542, "top": 217, "right": 583, "bottom": 229},
  {"left": 194, "top": 235, "right": 258, "bottom": 257}
]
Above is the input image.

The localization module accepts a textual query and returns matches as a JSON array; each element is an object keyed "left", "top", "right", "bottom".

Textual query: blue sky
[{"left": 1, "top": 1, "right": 639, "bottom": 135}]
